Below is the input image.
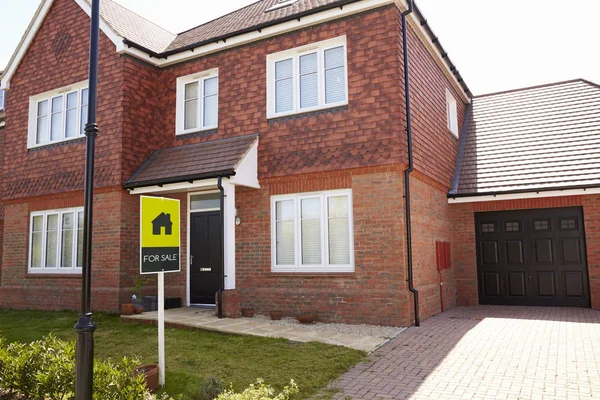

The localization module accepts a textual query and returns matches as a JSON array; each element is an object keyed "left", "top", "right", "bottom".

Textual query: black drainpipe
[
  {"left": 217, "top": 176, "right": 225, "bottom": 319},
  {"left": 401, "top": 0, "right": 419, "bottom": 327}
]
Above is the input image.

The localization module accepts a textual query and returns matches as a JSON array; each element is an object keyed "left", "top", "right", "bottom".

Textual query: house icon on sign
[{"left": 152, "top": 212, "right": 173, "bottom": 235}]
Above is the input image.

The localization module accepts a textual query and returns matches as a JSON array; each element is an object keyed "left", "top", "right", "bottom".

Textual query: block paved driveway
[{"left": 329, "top": 306, "right": 600, "bottom": 399}]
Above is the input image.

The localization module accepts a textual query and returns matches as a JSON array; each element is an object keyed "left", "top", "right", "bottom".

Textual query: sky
[{"left": 0, "top": 0, "right": 598, "bottom": 95}]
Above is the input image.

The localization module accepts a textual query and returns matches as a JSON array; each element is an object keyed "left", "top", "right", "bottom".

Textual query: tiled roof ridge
[{"left": 473, "top": 79, "right": 594, "bottom": 99}]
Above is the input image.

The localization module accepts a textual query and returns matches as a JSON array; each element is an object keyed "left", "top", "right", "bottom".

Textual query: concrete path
[
  {"left": 122, "top": 307, "right": 394, "bottom": 352},
  {"left": 330, "top": 306, "right": 600, "bottom": 399}
]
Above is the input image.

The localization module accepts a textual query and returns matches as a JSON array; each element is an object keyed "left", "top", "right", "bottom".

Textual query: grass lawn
[{"left": 0, "top": 310, "right": 365, "bottom": 399}]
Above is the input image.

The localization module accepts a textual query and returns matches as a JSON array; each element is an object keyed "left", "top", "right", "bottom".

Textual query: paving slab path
[{"left": 329, "top": 306, "right": 600, "bottom": 400}]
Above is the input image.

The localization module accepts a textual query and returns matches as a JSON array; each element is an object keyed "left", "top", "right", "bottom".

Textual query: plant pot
[
  {"left": 296, "top": 314, "right": 316, "bottom": 324},
  {"left": 241, "top": 308, "right": 255, "bottom": 318},
  {"left": 134, "top": 306, "right": 144, "bottom": 314},
  {"left": 270, "top": 311, "right": 282, "bottom": 321},
  {"left": 122, "top": 303, "right": 134, "bottom": 315},
  {"left": 134, "top": 364, "right": 159, "bottom": 392}
]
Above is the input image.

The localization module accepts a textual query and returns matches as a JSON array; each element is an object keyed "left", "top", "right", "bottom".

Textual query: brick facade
[
  {"left": 450, "top": 195, "right": 600, "bottom": 310},
  {"left": 0, "top": 0, "right": 472, "bottom": 326}
]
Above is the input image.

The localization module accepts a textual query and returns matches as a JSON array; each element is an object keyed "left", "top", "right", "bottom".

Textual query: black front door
[
  {"left": 190, "top": 211, "right": 222, "bottom": 305},
  {"left": 475, "top": 207, "right": 590, "bottom": 307}
]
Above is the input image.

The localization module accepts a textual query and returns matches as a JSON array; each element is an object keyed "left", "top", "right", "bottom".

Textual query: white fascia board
[
  {"left": 120, "top": 0, "right": 396, "bottom": 68},
  {"left": 1, "top": 0, "right": 126, "bottom": 90},
  {"left": 448, "top": 187, "right": 600, "bottom": 204},
  {"left": 397, "top": 0, "right": 470, "bottom": 103},
  {"left": 127, "top": 179, "right": 220, "bottom": 195}
]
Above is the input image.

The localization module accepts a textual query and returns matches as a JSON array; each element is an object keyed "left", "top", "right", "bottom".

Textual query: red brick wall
[
  {"left": 2, "top": 0, "right": 124, "bottom": 201},
  {"left": 450, "top": 195, "right": 600, "bottom": 310},
  {"left": 410, "top": 173, "right": 457, "bottom": 320},
  {"left": 236, "top": 165, "right": 411, "bottom": 326},
  {"left": 0, "top": 190, "right": 122, "bottom": 312}
]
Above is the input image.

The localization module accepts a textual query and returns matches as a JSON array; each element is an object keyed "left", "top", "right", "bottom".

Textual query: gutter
[
  {"left": 448, "top": 184, "right": 600, "bottom": 199},
  {"left": 401, "top": 0, "right": 419, "bottom": 327},
  {"left": 123, "top": 169, "right": 235, "bottom": 190},
  {"left": 122, "top": 0, "right": 367, "bottom": 60}
]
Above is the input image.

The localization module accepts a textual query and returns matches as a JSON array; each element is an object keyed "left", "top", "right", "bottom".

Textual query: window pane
[
  {"left": 61, "top": 213, "right": 74, "bottom": 268},
  {"left": 38, "top": 99, "right": 49, "bottom": 117},
  {"left": 301, "top": 198, "right": 321, "bottom": 265},
  {"left": 300, "top": 73, "right": 318, "bottom": 108},
  {"left": 325, "top": 67, "right": 346, "bottom": 104},
  {"left": 328, "top": 196, "right": 350, "bottom": 265},
  {"left": 77, "top": 212, "right": 84, "bottom": 268},
  {"left": 50, "top": 96, "right": 64, "bottom": 142},
  {"left": 81, "top": 88, "right": 89, "bottom": 106},
  {"left": 184, "top": 99, "right": 198, "bottom": 130},
  {"left": 276, "top": 200, "right": 295, "bottom": 265},
  {"left": 37, "top": 100, "right": 49, "bottom": 144},
  {"left": 204, "top": 77, "right": 218, "bottom": 96},
  {"left": 325, "top": 46, "right": 345, "bottom": 69},
  {"left": 65, "top": 109, "right": 77, "bottom": 138},
  {"left": 275, "top": 58, "right": 293, "bottom": 80},
  {"left": 31, "top": 215, "right": 44, "bottom": 269},
  {"left": 66, "top": 91, "right": 78, "bottom": 109},
  {"left": 300, "top": 53, "right": 317, "bottom": 74},
  {"left": 204, "top": 95, "right": 218, "bottom": 127},
  {"left": 185, "top": 82, "right": 198, "bottom": 100},
  {"left": 190, "top": 193, "right": 220, "bottom": 211},
  {"left": 276, "top": 79, "right": 293, "bottom": 113},
  {"left": 80, "top": 89, "right": 88, "bottom": 135},
  {"left": 46, "top": 214, "right": 59, "bottom": 268}
]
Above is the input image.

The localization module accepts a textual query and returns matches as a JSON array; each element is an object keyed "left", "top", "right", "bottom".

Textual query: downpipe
[
  {"left": 402, "top": 0, "right": 420, "bottom": 327},
  {"left": 217, "top": 177, "right": 225, "bottom": 319}
]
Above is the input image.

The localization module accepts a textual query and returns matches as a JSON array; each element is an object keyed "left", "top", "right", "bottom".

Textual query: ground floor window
[
  {"left": 29, "top": 208, "right": 84, "bottom": 273},
  {"left": 271, "top": 189, "right": 353, "bottom": 272}
]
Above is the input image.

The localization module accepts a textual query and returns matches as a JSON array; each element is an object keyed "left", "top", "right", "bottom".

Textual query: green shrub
[
  {"left": 0, "top": 334, "right": 169, "bottom": 400},
  {"left": 215, "top": 379, "right": 299, "bottom": 400},
  {"left": 187, "top": 375, "right": 224, "bottom": 400}
]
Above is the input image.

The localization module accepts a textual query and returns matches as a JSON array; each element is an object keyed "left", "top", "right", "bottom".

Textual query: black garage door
[{"left": 475, "top": 207, "right": 590, "bottom": 307}]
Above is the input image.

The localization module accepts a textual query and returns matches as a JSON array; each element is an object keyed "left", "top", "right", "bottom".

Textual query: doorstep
[{"left": 121, "top": 307, "right": 400, "bottom": 352}]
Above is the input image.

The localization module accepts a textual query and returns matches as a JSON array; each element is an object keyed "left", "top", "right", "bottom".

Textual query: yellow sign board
[{"left": 140, "top": 196, "right": 181, "bottom": 274}]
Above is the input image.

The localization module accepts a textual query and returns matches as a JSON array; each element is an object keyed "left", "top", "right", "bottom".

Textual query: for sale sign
[{"left": 140, "top": 196, "right": 181, "bottom": 274}]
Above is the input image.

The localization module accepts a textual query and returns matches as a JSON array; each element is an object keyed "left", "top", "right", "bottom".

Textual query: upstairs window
[
  {"left": 271, "top": 189, "right": 354, "bottom": 273},
  {"left": 446, "top": 89, "right": 458, "bottom": 136},
  {"left": 0, "top": 90, "right": 5, "bottom": 111},
  {"left": 267, "top": 36, "right": 348, "bottom": 118},
  {"left": 176, "top": 69, "right": 219, "bottom": 135},
  {"left": 27, "top": 81, "right": 88, "bottom": 148},
  {"left": 29, "top": 208, "right": 84, "bottom": 274}
]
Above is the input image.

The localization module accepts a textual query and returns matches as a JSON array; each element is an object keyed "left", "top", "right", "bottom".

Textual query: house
[
  {"left": 0, "top": 0, "right": 597, "bottom": 327},
  {"left": 152, "top": 212, "right": 173, "bottom": 236}
]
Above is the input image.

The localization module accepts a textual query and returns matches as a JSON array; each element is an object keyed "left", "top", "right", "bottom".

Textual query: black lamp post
[{"left": 74, "top": 0, "right": 100, "bottom": 398}]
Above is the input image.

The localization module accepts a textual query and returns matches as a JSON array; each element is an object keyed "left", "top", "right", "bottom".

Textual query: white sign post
[{"left": 140, "top": 196, "right": 181, "bottom": 389}]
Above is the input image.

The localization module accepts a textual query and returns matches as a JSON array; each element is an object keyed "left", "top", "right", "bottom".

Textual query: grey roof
[
  {"left": 93, "top": 0, "right": 176, "bottom": 53},
  {"left": 451, "top": 79, "right": 600, "bottom": 196},
  {"left": 125, "top": 134, "right": 258, "bottom": 188}
]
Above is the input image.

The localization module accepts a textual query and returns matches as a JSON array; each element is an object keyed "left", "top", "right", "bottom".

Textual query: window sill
[
  {"left": 27, "top": 272, "right": 82, "bottom": 278},
  {"left": 267, "top": 103, "right": 348, "bottom": 122},
  {"left": 269, "top": 271, "right": 355, "bottom": 277},
  {"left": 28, "top": 137, "right": 85, "bottom": 151}
]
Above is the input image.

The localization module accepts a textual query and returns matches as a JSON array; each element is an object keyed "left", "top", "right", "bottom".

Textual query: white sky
[{"left": 0, "top": 0, "right": 598, "bottom": 95}]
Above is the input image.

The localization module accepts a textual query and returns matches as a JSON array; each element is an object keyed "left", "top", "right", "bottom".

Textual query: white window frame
[
  {"left": 28, "top": 207, "right": 84, "bottom": 274},
  {"left": 266, "top": 36, "right": 348, "bottom": 119},
  {"left": 446, "top": 89, "right": 459, "bottom": 137},
  {"left": 27, "top": 80, "right": 88, "bottom": 148},
  {"left": 0, "top": 90, "right": 5, "bottom": 111},
  {"left": 270, "top": 189, "right": 354, "bottom": 273},
  {"left": 175, "top": 68, "right": 219, "bottom": 135}
]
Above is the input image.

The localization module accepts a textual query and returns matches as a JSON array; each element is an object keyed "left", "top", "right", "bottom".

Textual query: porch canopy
[{"left": 124, "top": 133, "right": 259, "bottom": 194}]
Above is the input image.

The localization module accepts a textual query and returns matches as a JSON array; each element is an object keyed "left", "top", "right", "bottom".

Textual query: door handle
[
  {"left": 528, "top": 275, "right": 532, "bottom": 282},
  {"left": 190, "top": 255, "right": 194, "bottom": 265}
]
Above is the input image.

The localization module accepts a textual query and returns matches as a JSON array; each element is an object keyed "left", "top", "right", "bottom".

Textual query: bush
[
  {"left": 187, "top": 375, "right": 224, "bottom": 400},
  {"left": 0, "top": 334, "right": 168, "bottom": 400},
  {"left": 215, "top": 379, "right": 299, "bottom": 400}
]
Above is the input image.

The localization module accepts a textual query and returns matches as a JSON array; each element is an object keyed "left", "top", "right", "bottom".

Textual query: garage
[{"left": 475, "top": 207, "right": 590, "bottom": 307}]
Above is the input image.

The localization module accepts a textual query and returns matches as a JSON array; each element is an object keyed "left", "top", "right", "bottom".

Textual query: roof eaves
[
  {"left": 447, "top": 183, "right": 600, "bottom": 200},
  {"left": 123, "top": 169, "right": 236, "bottom": 190}
]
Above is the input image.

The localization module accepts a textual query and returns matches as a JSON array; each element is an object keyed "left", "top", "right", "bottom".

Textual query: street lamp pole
[{"left": 74, "top": 0, "right": 100, "bottom": 398}]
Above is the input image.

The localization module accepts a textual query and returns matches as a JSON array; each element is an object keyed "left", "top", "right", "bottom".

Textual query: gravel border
[{"left": 252, "top": 314, "right": 405, "bottom": 339}]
